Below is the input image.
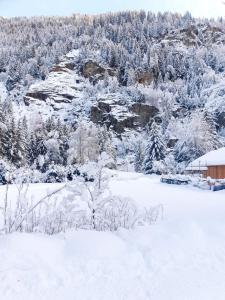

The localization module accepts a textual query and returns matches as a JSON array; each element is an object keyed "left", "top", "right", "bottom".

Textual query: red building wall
[{"left": 203, "top": 166, "right": 225, "bottom": 179}]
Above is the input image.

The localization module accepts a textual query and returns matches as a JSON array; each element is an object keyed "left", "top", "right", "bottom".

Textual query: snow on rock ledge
[
  {"left": 24, "top": 51, "right": 85, "bottom": 110},
  {"left": 90, "top": 94, "right": 159, "bottom": 133}
]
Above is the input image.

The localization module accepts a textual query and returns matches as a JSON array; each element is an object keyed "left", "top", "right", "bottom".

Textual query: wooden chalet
[{"left": 186, "top": 148, "right": 225, "bottom": 179}]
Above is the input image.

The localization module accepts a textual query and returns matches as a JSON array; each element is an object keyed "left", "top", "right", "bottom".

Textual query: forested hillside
[{"left": 0, "top": 11, "right": 225, "bottom": 181}]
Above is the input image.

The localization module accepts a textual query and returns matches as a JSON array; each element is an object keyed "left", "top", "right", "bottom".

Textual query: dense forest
[{"left": 0, "top": 11, "right": 225, "bottom": 182}]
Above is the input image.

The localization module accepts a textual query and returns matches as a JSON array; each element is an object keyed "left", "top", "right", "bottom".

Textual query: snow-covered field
[{"left": 1, "top": 171, "right": 225, "bottom": 300}]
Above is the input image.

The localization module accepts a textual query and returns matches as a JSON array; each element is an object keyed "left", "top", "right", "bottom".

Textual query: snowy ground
[{"left": 1, "top": 171, "right": 225, "bottom": 300}]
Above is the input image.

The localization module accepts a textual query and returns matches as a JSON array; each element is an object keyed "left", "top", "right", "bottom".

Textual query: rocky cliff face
[
  {"left": 90, "top": 95, "right": 159, "bottom": 134},
  {"left": 24, "top": 51, "right": 85, "bottom": 109},
  {"left": 81, "top": 61, "right": 115, "bottom": 83},
  {"left": 25, "top": 53, "right": 115, "bottom": 108},
  {"left": 160, "top": 24, "right": 225, "bottom": 47},
  {"left": 24, "top": 51, "right": 160, "bottom": 133},
  {"left": 21, "top": 22, "right": 225, "bottom": 137}
]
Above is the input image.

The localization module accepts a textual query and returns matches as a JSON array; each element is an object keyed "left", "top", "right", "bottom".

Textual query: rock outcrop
[
  {"left": 90, "top": 95, "right": 159, "bottom": 133},
  {"left": 24, "top": 51, "right": 159, "bottom": 133},
  {"left": 131, "top": 103, "right": 159, "bottom": 127},
  {"left": 161, "top": 24, "right": 225, "bottom": 47},
  {"left": 81, "top": 61, "right": 115, "bottom": 83},
  {"left": 136, "top": 71, "right": 154, "bottom": 85},
  {"left": 24, "top": 51, "right": 85, "bottom": 110}
]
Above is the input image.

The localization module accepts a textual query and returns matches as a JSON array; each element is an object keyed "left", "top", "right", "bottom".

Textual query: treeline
[{"left": 0, "top": 99, "right": 222, "bottom": 180}]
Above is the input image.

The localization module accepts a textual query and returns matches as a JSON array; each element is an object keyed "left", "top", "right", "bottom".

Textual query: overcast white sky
[{"left": 0, "top": 0, "right": 224, "bottom": 18}]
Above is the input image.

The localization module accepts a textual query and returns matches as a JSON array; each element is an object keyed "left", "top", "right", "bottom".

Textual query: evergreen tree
[
  {"left": 134, "top": 140, "right": 144, "bottom": 173},
  {"left": 28, "top": 133, "right": 37, "bottom": 165},
  {"left": 98, "top": 125, "right": 116, "bottom": 168},
  {"left": 46, "top": 116, "right": 56, "bottom": 132},
  {"left": 58, "top": 120, "right": 70, "bottom": 166},
  {"left": 13, "top": 119, "right": 29, "bottom": 167},
  {"left": 31, "top": 129, "right": 47, "bottom": 170},
  {"left": 143, "top": 121, "right": 166, "bottom": 174},
  {"left": 98, "top": 125, "right": 109, "bottom": 153},
  {"left": 0, "top": 100, "right": 6, "bottom": 159},
  {"left": 174, "top": 140, "right": 197, "bottom": 164},
  {"left": 4, "top": 117, "right": 17, "bottom": 164},
  {"left": 203, "top": 109, "right": 221, "bottom": 149},
  {"left": 36, "top": 130, "right": 47, "bottom": 157}
]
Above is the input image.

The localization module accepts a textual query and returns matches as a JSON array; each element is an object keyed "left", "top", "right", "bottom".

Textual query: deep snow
[{"left": 0, "top": 171, "right": 225, "bottom": 300}]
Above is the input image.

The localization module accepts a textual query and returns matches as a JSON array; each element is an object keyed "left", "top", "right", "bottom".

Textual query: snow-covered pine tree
[
  {"left": 143, "top": 121, "right": 166, "bottom": 174},
  {"left": 98, "top": 125, "right": 108, "bottom": 154},
  {"left": 98, "top": 125, "right": 116, "bottom": 168},
  {"left": 203, "top": 109, "right": 222, "bottom": 149},
  {"left": 46, "top": 116, "right": 56, "bottom": 133},
  {"left": 28, "top": 133, "right": 37, "bottom": 166},
  {"left": 58, "top": 120, "right": 70, "bottom": 166},
  {"left": 0, "top": 100, "right": 6, "bottom": 159},
  {"left": 33, "top": 129, "right": 48, "bottom": 170},
  {"left": 4, "top": 117, "right": 17, "bottom": 164},
  {"left": 201, "top": 111, "right": 222, "bottom": 151},
  {"left": 134, "top": 139, "right": 144, "bottom": 173},
  {"left": 14, "top": 119, "right": 28, "bottom": 167},
  {"left": 173, "top": 140, "right": 196, "bottom": 165}
]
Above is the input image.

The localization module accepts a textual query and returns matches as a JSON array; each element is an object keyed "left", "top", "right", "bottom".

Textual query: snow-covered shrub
[
  {"left": 36, "top": 193, "right": 87, "bottom": 234},
  {"left": 0, "top": 165, "right": 163, "bottom": 234},
  {"left": 71, "top": 160, "right": 162, "bottom": 231},
  {"left": 45, "top": 164, "right": 67, "bottom": 183},
  {"left": 95, "top": 196, "right": 163, "bottom": 231},
  {"left": 0, "top": 160, "right": 11, "bottom": 185},
  {"left": 164, "top": 153, "right": 178, "bottom": 174},
  {"left": 151, "top": 160, "right": 166, "bottom": 175}
]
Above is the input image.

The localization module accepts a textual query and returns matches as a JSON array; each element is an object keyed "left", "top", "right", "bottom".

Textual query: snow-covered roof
[
  {"left": 186, "top": 148, "right": 225, "bottom": 171},
  {"left": 186, "top": 166, "right": 208, "bottom": 171}
]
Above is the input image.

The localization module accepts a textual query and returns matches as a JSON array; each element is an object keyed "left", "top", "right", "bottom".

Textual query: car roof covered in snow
[{"left": 186, "top": 147, "right": 225, "bottom": 170}]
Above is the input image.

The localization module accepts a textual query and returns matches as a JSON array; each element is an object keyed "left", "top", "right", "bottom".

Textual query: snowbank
[{"left": 1, "top": 172, "right": 225, "bottom": 300}]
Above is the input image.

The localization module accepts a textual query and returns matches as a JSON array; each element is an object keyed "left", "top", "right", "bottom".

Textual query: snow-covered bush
[
  {"left": 0, "top": 160, "right": 11, "bottom": 185},
  {"left": 0, "top": 166, "right": 163, "bottom": 234},
  {"left": 96, "top": 196, "right": 163, "bottom": 231},
  {"left": 45, "top": 164, "right": 67, "bottom": 183}
]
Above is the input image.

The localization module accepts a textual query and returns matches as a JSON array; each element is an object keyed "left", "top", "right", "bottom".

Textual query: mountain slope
[{"left": 0, "top": 12, "right": 225, "bottom": 173}]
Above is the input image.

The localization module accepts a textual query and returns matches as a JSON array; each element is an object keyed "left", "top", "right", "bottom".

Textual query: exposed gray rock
[
  {"left": 81, "top": 61, "right": 115, "bottom": 83},
  {"left": 90, "top": 95, "right": 159, "bottom": 133},
  {"left": 161, "top": 24, "right": 225, "bottom": 47},
  {"left": 131, "top": 103, "right": 159, "bottom": 127},
  {"left": 167, "top": 138, "right": 178, "bottom": 149},
  {"left": 136, "top": 71, "right": 154, "bottom": 85},
  {"left": 82, "top": 61, "right": 105, "bottom": 78},
  {"left": 25, "top": 91, "right": 49, "bottom": 102},
  {"left": 24, "top": 59, "right": 84, "bottom": 108}
]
